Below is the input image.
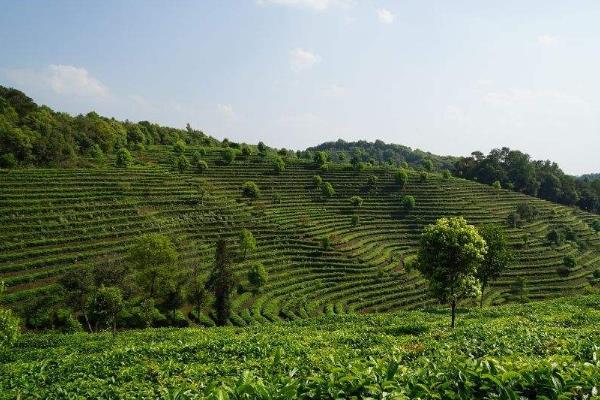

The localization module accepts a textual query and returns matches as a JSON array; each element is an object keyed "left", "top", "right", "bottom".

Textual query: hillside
[
  {"left": 2, "top": 145, "right": 599, "bottom": 328},
  {"left": 1, "top": 294, "right": 599, "bottom": 398}
]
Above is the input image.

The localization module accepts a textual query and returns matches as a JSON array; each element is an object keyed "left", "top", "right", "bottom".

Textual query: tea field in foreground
[{"left": 1, "top": 294, "right": 599, "bottom": 399}]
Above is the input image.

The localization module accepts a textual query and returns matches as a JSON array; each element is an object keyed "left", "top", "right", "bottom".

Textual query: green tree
[
  {"left": 242, "top": 181, "right": 260, "bottom": 199},
  {"left": 247, "top": 263, "right": 268, "bottom": 290},
  {"left": 395, "top": 170, "right": 408, "bottom": 190},
  {"left": 85, "top": 286, "right": 123, "bottom": 334},
  {"left": 367, "top": 175, "right": 378, "bottom": 190},
  {"left": 127, "top": 234, "right": 178, "bottom": 298},
  {"left": 314, "top": 151, "right": 328, "bottom": 169},
  {"left": 312, "top": 175, "right": 323, "bottom": 188},
  {"left": 402, "top": 195, "right": 416, "bottom": 211},
  {"left": 0, "top": 153, "right": 17, "bottom": 169},
  {"left": 115, "top": 148, "right": 133, "bottom": 168},
  {"left": 351, "top": 214, "right": 360, "bottom": 227},
  {"left": 321, "top": 182, "right": 335, "bottom": 200},
  {"left": 239, "top": 228, "right": 256, "bottom": 259},
  {"left": 321, "top": 236, "right": 331, "bottom": 250},
  {"left": 205, "top": 240, "right": 237, "bottom": 326},
  {"left": 195, "top": 159, "right": 208, "bottom": 173},
  {"left": 476, "top": 225, "right": 513, "bottom": 307},
  {"left": 272, "top": 155, "right": 285, "bottom": 174},
  {"left": 492, "top": 180, "right": 502, "bottom": 191},
  {"left": 173, "top": 140, "right": 186, "bottom": 154},
  {"left": 0, "top": 281, "right": 20, "bottom": 348},
  {"left": 422, "top": 159, "right": 434, "bottom": 172},
  {"left": 563, "top": 255, "right": 577, "bottom": 269},
  {"left": 415, "top": 217, "right": 487, "bottom": 328},
  {"left": 350, "top": 195, "right": 363, "bottom": 209},
  {"left": 257, "top": 141, "right": 267, "bottom": 156},
  {"left": 59, "top": 267, "right": 95, "bottom": 332},
  {"left": 419, "top": 171, "right": 427, "bottom": 183},
  {"left": 176, "top": 155, "right": 190, "bottom": 173},
  {"left": 241, "top": 145, "right": 252, "bottom": 158},
  {"left": 186, "top": 275, "right": 206, "bottom": 321},
  {"left": 442, "top": 170, "right": 451, "bottom": 181},
  {"left": 222, "top": 148, "right": 236, "bottom": 165}
]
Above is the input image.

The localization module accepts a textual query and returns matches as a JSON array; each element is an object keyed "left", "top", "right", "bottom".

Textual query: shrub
[
  {"left": 592, "top": 220, "right": 600, "bottom": 232},
  {"left": 272, "top": 156, "right": 285, "bottom": 174},
  {"left": 419, "top": 172, "right": 427, "bottom": 183},
  {"left": 173, "top": 140, "right": 186, "bottom": 154},
  {"left": 402, "top": 195, "right": 416, "bottom": 211},
  {"left": 350, "top": 196, "right": 363, "bottom": 209},
  {"left": 507, "top": 212, "right": 521, "bottom": 228},
  {"left": 516, "top": 202, "right": 538, "bottom": 222},
  {"left": 400, "top": 161, "right": 409, "bottom": 169},
  {"left": 242, "top": 181, "right": 260, "bottom": 199},
  {"left": 563, "top": 255, "right": 577, "bottom": 269},
  {"left": 248, "top": 263, "right": 268, "bottom": 289},
  {"left": 547, "top": 229, "right": 563, "bottom": 246},
  {"left": 321, "top": 182, "right": 335, "bottom": 199},
  {"left": 0, "top": 153, "right": 17, "bottom": 169},
  {"left": 492, "top": 180, "right": 501, "bottom": 190},
  {"left": 312, "top": 175, "right": 323, "bottom": 188},
  {"left": 196, "top": 160, "right": 208, "bottom": 173},
  {"left": 367, "top": 175, "right": 378, "bottom": 189},
  {"left": 115, "top": 148, "right": 133, "bottom": 168},
  {"left": 421, "top": 159, "right": 434, "bottom": 172},
  {"left": 175, "top": 155, "right": 190, "bottom": 173},
  {"left": 222, "top": 148, "right": 236, "bottom": 165},
  {"left": 321, "top": 236, "right": 331, "bottom": 250},
  {"left": 395, "top": 170, "right": 408, "bottom": 189},
  {"left": 351, "top": 215, "right": 360, "bottom": 227},
  {"left": 241, "top": 146, "right": 252, "bottom": 158},
  {"left": 556, "top": 265, "right": 571, "bottom": 277},
  {"left": 442, "top": 170, "right": 451, "bottom": 181}
]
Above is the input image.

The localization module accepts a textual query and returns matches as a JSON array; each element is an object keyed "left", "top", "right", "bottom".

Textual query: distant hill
[{"left": 580, "top": 173, "right": 600, "bottom": 181}]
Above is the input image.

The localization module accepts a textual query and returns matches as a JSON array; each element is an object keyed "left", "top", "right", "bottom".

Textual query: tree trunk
[
  {"left": 451, "top": 299, "right": 456, "bottom": 329},
  {"left": 83, "top": 312, "right": 93, "bottom": 333}
]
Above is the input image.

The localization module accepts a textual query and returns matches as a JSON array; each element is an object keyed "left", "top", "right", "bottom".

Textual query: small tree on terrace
[
  {"left": 115, "top": 148, "right": 133, "bottom": 168},
  {"left": 205, "top": 240, "right": 237, "bottom": 326},
  {"left": 476, "top": 224, "right": 513, "bottom": 307},
  {"left": 186, "top": 275, "right": 206, "bottom": 320},
  {"left": 272, "top": 155, "right": 285, "bottom": 174},
  {"left": 242, "top": 181, "right": 260, "bottom": 199},
  {"left": 247, "top": 262, "right": 268, "bottom": 291},
  {"left": 395, "top": 170, "right": 408, "bottom": 190},
  {"left": 321, "top": 182, "right": 335, "bottom": 200},
  {"left": 239, "top": 228, "right": 256, "bottom": 259},
  {"left": 85, "top": 286, "right": 123, "bottom": 334},
  {"left": 402, "top": 195, "right": 416, "bottom": 211},
  {"left": 350, "top": 195, "right": 363, "bottom": 209},
  {"left": 312, "top": 175, "right": 323, "bottom": 188},
  {"left": 222, "top": 148, "right": 236, "bottom": 165},
  {"left": 415, "top": 217, "right": 487, "bottom": 328},
  {"left": 127, "top": 234, "right": 178, "bottom": 299}
]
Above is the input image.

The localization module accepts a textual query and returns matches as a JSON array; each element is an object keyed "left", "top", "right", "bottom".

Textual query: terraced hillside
[{"left": 1, "top": 145, "right": 599, "bottom": 325}]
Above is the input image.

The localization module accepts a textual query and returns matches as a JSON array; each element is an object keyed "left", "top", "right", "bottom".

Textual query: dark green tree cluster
[
  {"left": 0, "top": 86, "right": 218, "bottom": 167},
  {"left": 455, "top": 147, "right": 600, "bottom": 214}
]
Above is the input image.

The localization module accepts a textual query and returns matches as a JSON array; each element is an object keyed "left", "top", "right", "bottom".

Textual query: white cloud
[
  {"left": 2, "top": 64, "right": 109, "bottom": 97},
  {"left": 257, "top": 0, "right": 352, "bottom": 12},
  {"left": 290, "top": 48, "right": 321, "bottom": 72},
  {"left": 377, "top": 8, "right": 395, "bottom": 24},
  {"left": 537, "top": 35, "right": 561, "bottom": 47}
]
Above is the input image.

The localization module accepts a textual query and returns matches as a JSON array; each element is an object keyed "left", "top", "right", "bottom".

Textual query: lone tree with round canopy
[{"left": 415, "top": 217, "right": 487, "bottom": 328}]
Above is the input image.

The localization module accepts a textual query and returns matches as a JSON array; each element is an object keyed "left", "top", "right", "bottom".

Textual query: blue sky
[{"left": 1, "top": 0, "right": 599, "bottom": 174}]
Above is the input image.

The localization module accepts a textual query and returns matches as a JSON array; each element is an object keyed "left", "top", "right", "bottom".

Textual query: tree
[
  {"left": 492, "top": 180, "right": 501, "bottom": 191},
  {"left": 395, "top": 170, "right": 408, "bottom": 190},
  {"left": 351, "top": 214, "right": 360, "bottom": 227},
  {"left": 272, "top": 156, "right": 285, "bottom": 174},
  {"left": 402, "top": 195, "right": 415, "bottom": 211},
  {"left": 175, "top": 155, "right": 190, "bottom": 173},
  {"left": 321, "top": 236, "right": 331, "bottom": 250},
  {"left": 367, "top": 175, "right": 378, "bottom": 190},
  {"left": 239, "top": 228, "right": 256, "bottom": 259},
  {"left": 0, "top": 281, "right": 20, "bottom": 348},
  {"left": 242, "top": 181, "right": 260, "bottom": 199},
  {"left": 205, "top": 240, "right": 237, "bottom": 326},
  {"left": 196, "top": 159, "right": 208, "bottom": 173},
  {"left": 186, "top": 275, "right": 206, "bottom": 320},
  {"left": 162, "top": 281, "right": 185, "bottom": 319},
  {"left": 85, "top": 286, "right": 123, "bottom": 334},
  {"left": 0, "top": 153, "right": 17, "bottom": 169},
  {"left": 173, "top": 140, "right": 186, "bottom": 154},
  {"left": 563, "top": 255, "right": 577, "bottom": 269},
  {"left": 222, "top": 148, "right": 236, "bottom": 165},
  {"left": 350, "top": 195, "right": 363, "bottom": 209},
  {"left": 419, "top": 172, "right": 427, "bottom": 183},
  {"left": 442, "top": 170, "right": 451, "bottom": 181},
  {"left": 257, "top": 141, "right": 267, "bottom": 156},
  {"left": 312, "top": 175, "right": 323, "bottom": 188},
  {"left": 247, "top": 263, "right": 268, "bottom": 290},
  {"left": 422, "top": 159, "right": 434, "bottom": 172},
  {"left": 321, "top": 182, "right": 335, "bottom": 200},
  {"left": 115, "top": 148, "right": 132, "bottom": 168},
  {"left": 241, "top": 145, "right": 252, "bottom": 158},
  {"left": 476, "top": 225, "right": 513, "bottom": 307},
  {"left": 415, "top": 217, "right": 487, "bottom": 328},
  {"left": 314, "top": 151, "right": 328, "bottom": 169},
  {"left": 127, "top": 234, "right": 178, "bottom": 298},
  {"left": 59, "top": 266, "right": 95, "bottom": 332}
]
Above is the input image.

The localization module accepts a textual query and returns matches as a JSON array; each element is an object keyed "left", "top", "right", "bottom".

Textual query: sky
[{"left": 1, "top": 1, "right": 599, "bottom": 175}]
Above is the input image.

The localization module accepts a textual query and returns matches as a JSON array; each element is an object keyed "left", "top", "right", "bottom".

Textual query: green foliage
[
  {"left": 239, "top": 228, "right": 256, "bottom": 259},
  {"left": 394, "top": 170, "right": 408, "bottom": 189},
  {"left": 205, "top": 240, "right": 237, "bottom": 326},
  {"left": 312, "top": 175, "right": 322, "bottom": 188},
  {"left": 0, "top": 153, "right": 17, "bottom": 168},
  {"left": 507, "top": 212, "right": 521, "bottom": 228},
  {"left": 350, "top": 195, "right": 363, "bottom": 209},
  {"left": 351, "top": 214, "right": 360, "bottom": 227},
  {"left": 314, "top": 151, "right": 329, "bottom": 169},
  {"left": 477, "top": 225, "right": 514, "bottom": 306},
  {"left": 241, "top": 145, "right": 252, "bottom": 158},
  {"left": 195, "top": 159, "right": 208, "bottom": 173},
  {"left": 563, "top": 255, "right": 577, "bottom": 269},
  {"left": 85, "top": 286, "right": 123, "bottom": 333},
  {"left": 367, "top": 174, "right": 378, "bottom": 189},
  {"left": 272, "top": 155, "right": 285, "bottom": 174},
  {"left": 173, "top": 140, "right": 186, "bottom": 154},
  {"left": 402, "top": 195, "right": 415, "bottom": 211},
  {"left": 175, "top": 155, "right": 190, "bottom": 173},
  {"left": 321, "top": 181, "right": 335, "bottom": 199},
  {"left": 416, "top": 217, "right": 486, "bottom": 327},
  {"left": 321, "top": 236, "right": 332, "bottom": 250},
  {"left": 547, "top": 229, "right": 564, "bottom": 246},
  {"left": 257, "top": 141, "right": 267, "bottom": 156},
  {"left": 442, "top": 169, "right": 451, "bottom": 180},
  {"left": 247, "top": 263, "right": 268, "bottom": 289},
  {"left": 421, "top": 159, "right": 434, "bottom": 172},
  {"left": 115, "top": 148, "right": 133, "bottom": 168},
  {"left": 592, "top": 220, "right": 600, "bottom": 232},
  {"left": 127, "top": 234, "right": 178, "bottom": 298},
  {"left": 222, "top": 148, "right": 236, "bottom": 165},
  {"left": 0, "top": 282, "right": 20, "bottom": 348},
  {"left": 242, "top": 181, "right": 260, "bottom": 199},
  {"left": 492, "top": 180, "right": 501, "bottom": 190},
  {"left": 419, "top": 171, "right": 427, "bottom": 183},
  {"left": 516, "top": 202, "right": 538, "bottom": 222}
]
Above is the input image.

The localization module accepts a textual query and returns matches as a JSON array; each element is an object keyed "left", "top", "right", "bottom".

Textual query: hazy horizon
[{"left": 1, "top": 1, "right": 599, "bottom": 174}]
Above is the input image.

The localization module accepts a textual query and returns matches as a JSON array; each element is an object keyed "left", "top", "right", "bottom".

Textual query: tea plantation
[
  {"left": 1, "top": 294, "right": 599, "bottom": 398},
  {"left": 1, "top": 145, "right": 600, "bottom": 327}
]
